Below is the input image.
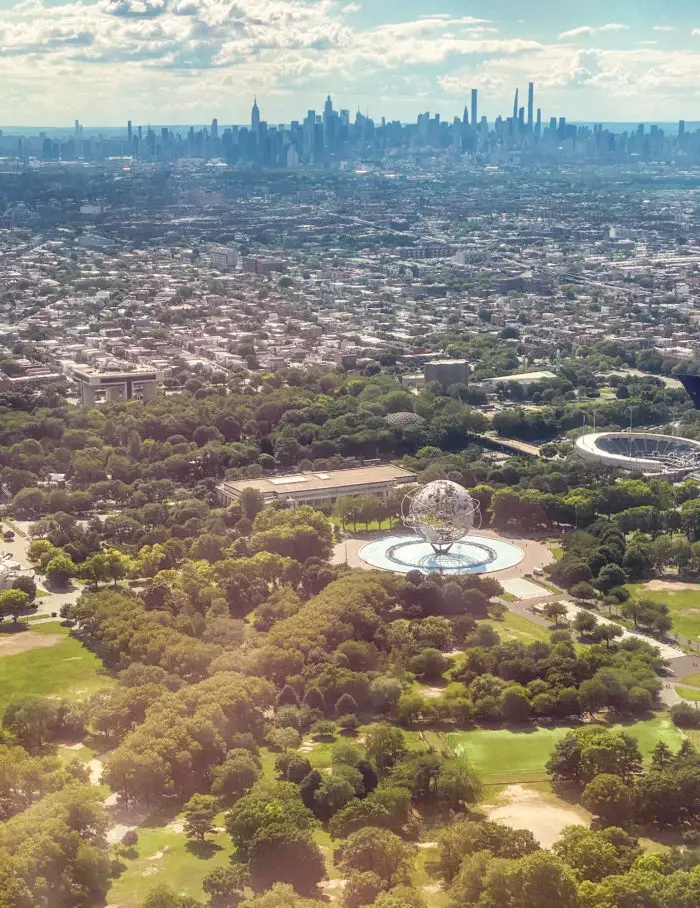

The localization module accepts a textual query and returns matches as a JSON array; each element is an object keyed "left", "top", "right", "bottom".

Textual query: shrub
[
  {"left": 670, "top": 701, "right": 700, "bottom": 728},
  {"left": 311, "top": 719, "right": 336, "bottom": 740}
]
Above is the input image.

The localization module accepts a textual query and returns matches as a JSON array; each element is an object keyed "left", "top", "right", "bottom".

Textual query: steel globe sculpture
[{"left": 401, "top": 480, "right": 481, "bottom": 555}]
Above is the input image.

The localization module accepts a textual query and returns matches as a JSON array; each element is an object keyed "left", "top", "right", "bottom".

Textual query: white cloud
[
  {"left": 558, "top": 23, "right": 629, "bottom": 40},
  {"left": 692, "top": 29, "right": 700, "bottom": 37},
  {"left": 0, "top": 0, "right": 696, "bottom": 125},
  {"left": 652, "top": 26, "right": 676, "bottom": 32}
]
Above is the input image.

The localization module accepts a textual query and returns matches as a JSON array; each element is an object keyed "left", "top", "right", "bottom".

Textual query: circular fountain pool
[{"left": 359, "top": 533, "right": 524, "bottom": 575}]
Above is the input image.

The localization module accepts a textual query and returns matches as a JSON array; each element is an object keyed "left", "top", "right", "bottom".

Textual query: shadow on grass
[
  {"left": 611, "top": 711, "right": 658, "bottom": 728},
  {"left": 185, "top": 840, "right": 223, "bottom": 859},
  {"left": 550, "top": 781, "right": 584, "bottom": 806},
  {"left": 0, "top": 621, "right": 30, "bottom": 635}
]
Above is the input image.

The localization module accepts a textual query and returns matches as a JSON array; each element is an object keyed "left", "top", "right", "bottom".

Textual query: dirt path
[
  {"left": 0, "top": 631, "right": 62, "bottom": 656},
  {"left": 484, "top": 784, "right": 587, "bottom": 848},
  {"left": 646, "top": 580, "right": 700, "bottom": 592}
]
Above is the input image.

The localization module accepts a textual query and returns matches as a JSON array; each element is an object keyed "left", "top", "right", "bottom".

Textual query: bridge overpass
[{"left": 470, "top": 433, "right": 541, "bottom": 458}]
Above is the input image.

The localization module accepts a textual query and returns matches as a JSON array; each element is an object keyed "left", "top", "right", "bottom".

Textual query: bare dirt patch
[
  {"left": 421, "top": 687, "right": 444, "bottom": 700},
  {"left": 646, "top": 580, "right": 700, "bottom": 592},
  {"left": 106, "top": 824, "right": 135, "bottom": 844},
  {"left": 0, "top": 631, "right": 62, "bottom": 656},
  {"left": 318, "top": 880, "right": 348, "bottom": 902},
  {"left": 484, "top": 784, "right": 587, "bottom": 849},
  {"left": 87, "top": 759, "right": 103, "bottom": 785},
  {"left": 166, "top": 819, "right": 185, "bottom": 833},
  {"left": 299, "top": 740, "right": 317, "bottom": 753}
]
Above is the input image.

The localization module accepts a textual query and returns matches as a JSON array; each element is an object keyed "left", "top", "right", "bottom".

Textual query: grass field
[
  {"left": 681, "top": 672, "right": 700, "bottom": 687},
  {"left": 675, "top": 686, "right": 700, "bottom": 702},
  {"left": 0, "top": 622, "right": 113, "bottom": 715},
  {"left": 107, "top": 809, "right": 233, "bottom": 907},
  {"left": 626, "top": 584, "right": 700, "bottom": 642},
  {"left": 445, "top": 717, "right": 684, "bottom": 779},
  {"left": 482, "top": 610, "right": 553, "bottom": 646}
]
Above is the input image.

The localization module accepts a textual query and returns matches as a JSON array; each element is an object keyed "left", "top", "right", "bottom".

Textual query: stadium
[{"left": 576, "top": 431, "right": 700, "bottom": 479}]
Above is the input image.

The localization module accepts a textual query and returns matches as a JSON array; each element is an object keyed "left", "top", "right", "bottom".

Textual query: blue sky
[{"left": 0, "top": 0, "right": 699, "bottom": 126}]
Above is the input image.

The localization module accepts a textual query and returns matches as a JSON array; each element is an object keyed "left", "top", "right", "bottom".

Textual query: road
[{"left": 2, "top": 519, "right": 83, "bottom": 619}]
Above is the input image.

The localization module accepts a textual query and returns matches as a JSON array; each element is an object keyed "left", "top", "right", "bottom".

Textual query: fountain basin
[{"left": 359, "top": 533, "right": 524, "bottom": 575}]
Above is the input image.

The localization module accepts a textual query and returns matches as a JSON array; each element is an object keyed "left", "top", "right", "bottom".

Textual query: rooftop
[{"left": 218, "top": 465, "right": 417, "bottom": 497}]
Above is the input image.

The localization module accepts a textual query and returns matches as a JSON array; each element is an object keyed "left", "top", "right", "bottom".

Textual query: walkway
[{"left": 2, "top": 519, "right": 83, "bottom": 619}]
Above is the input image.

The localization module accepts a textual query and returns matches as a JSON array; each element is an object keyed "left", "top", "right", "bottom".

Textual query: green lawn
[
  {"left": 107, "top": 809, "right": 233, "bottom": 907},
  {"left": 626, "top": 584, "right": 700, "bottom": 642},
  {"left": 333, "top": 518, "right": 401, "bottom": 534},
  {"left": 681, "top": 672, "right": 700, "bottom": 687},
  {"left": 0, "top": 622, "right": 113, "bottom": 715},
  {"left": 675, "top": 686, "right": 700, "bottom": 702},
  {"left": 482, "top": 610, "right": 553, "bottom": 646},
  {"left": 445, "top": 717, "right": 683, "bottom": 779}
]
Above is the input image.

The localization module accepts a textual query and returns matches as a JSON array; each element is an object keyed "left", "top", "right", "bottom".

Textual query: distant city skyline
[
  {"left": 2, "top": 87, "right": 700, "bottom": 135},
  {"left": 2, "top": 1, "right": 700, "bottom": 125},
  {"left": 15, "top": 89, "right": 700, "bottom": 168}
]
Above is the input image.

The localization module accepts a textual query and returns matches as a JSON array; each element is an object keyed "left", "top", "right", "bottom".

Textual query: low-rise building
[
  {"left": 72, "top": 366, "right": 165, "bottom": 404},
  {"left": 216, "top": 465, "right": 417, "bottom": 509},
  {"left": 482, "top": 370, "right": 558, "bottom": 390}
]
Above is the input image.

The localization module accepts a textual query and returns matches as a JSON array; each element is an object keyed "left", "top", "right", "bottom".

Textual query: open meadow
[
  {"left": 443, "top": 716, "right": 684, "bottom": 781},
  {"left": 0, "top": 621, "right": 113, "bottom": 715}
]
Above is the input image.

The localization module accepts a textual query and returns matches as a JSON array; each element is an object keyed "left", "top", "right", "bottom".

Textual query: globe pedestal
[{"left": 359, "top": 533, "right": 524, "bottom": 575}]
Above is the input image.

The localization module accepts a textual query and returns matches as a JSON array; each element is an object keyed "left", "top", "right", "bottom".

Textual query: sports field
[
  {"left": 0, "top": 621, "right": 112, "bottom": 715},
  {"left": 445, "top": 717, "right": 684, "bottom": 779}
]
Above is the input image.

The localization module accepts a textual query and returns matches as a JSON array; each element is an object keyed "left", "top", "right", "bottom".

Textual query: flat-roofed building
[
  {"left": 72, "top": 366, "right": 165, "bottom": 405},
  {"left": 423, "top": 359, "right": 469, "bottom": 389},
  {"left": 482, "top": 370, "right": 557, "bottom": 390},
  {"left": 216, "top": 465, "right": 417, "bottom": 509},
  {"left": 210, "top": 246, "right": 239, "bottom": 270}
]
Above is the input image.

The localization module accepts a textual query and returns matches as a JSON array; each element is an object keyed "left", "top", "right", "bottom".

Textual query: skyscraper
[
  {"left": 127, "top": 120, "right": 132, "bottom": 144},
  {"left": 513, "top": 88, "right": 519, "bottom": 122},
  {"left": 527, "top": 82, "right": 534, "bottom": 130},
  {"left": 471, "top": 89, "right": 478, "bottom": 131},
  {"left": 211, "top": 118, "right": 218, "bottom": 140},
  {"left": 251, "top": 98, "right": 260, "bottom": 133}
]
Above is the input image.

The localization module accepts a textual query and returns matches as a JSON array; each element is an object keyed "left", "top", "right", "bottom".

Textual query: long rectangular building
[{"left": 216, "top": 465, "right": 417, "bottom": 509}]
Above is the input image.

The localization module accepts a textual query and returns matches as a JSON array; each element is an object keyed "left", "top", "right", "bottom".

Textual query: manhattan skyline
[{"left": 2, "top": 0, "right": 700, "bottom": 126}]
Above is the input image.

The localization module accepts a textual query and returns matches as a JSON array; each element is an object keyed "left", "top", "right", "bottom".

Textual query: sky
[{"left": 1, "top": 0, "right": 700, "bottom": 126}]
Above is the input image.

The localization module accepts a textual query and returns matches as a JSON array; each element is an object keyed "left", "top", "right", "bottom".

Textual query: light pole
[{"left": 627, "top": 406, "right": 634, "bottom": 459}]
